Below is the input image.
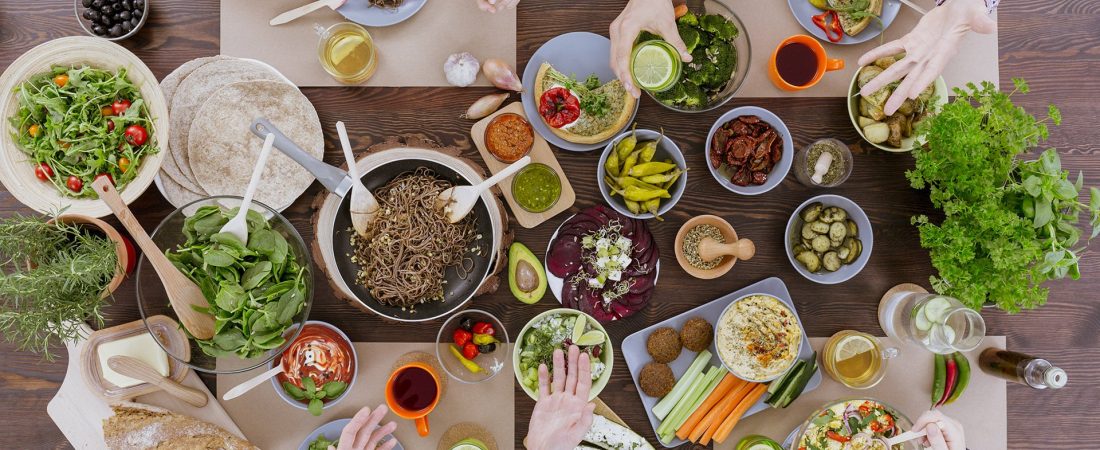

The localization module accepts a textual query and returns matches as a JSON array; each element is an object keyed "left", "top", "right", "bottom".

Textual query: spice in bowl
[
  {"left": 682, "top": 224, "right": 725, "bottom": 270},
  {"left": 511, "top": 163, "right": 561, "bottom": 213},
  {"left": 795, "top": 139, "right": 852, "bottom": 187},
  {"left": 485, "top": 113, "right": 534, "bottom": 163}
]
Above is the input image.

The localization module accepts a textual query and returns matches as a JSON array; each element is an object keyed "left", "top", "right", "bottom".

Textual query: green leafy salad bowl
[{"left": 137, "top": 196, "right": 313, "bottom": 374}]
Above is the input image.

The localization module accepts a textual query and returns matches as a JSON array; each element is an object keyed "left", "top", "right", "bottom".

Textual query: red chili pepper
[
  {"left": 452, "top": 329, "right": 473, "bottom": 347},
  {"left": 461, "top": 342, "right": 480, "bottom": 360},
  {"left": 124, "top": 124, "right": 148, "bottom": 146},
  {"left": 826, "top": 431, "right": 851, "bottom": 443},
  {"left": 471, "top": 322, "right": 495, "bottom": 336},
  {"left": 812, "top": 11, "right": 844, "bottom": 42},
  {"left": 34, "top": 162, "right": 54, "bottom": 182}
]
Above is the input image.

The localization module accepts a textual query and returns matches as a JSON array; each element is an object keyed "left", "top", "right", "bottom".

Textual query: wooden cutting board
[{"left": 47, "top": 322, "right": 244, "bottom": 448}]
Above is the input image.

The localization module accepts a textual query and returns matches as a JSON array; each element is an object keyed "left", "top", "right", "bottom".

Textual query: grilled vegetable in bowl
[
  {"left": 705, "top": 106, "right": 793, "bottom": 195},
  {"left": 785, "top": 195, "right": 872, "bottom": 284},
  {"left": 849, "top": 54, "right": 947, "bottom": 152}
]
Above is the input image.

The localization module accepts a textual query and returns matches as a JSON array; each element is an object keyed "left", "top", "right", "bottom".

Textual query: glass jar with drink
[
  {"left": 315, "top": 22, "right": 378, "bottom": 84},
  {"left": 821, "top": 330, "right": 896, "bottom": 389},
  {"left": 879, "top": 287, "right": 986, "bottom": 354}
]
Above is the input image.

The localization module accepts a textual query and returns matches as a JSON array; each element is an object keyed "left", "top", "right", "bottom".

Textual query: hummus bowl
[{"left": 714, "top": 293, "right": 804, "bottom": 382}]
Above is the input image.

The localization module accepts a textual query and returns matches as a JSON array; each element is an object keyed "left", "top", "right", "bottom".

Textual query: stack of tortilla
[{"left": 157, "top": 56, "right": 323, "bottom": 210}]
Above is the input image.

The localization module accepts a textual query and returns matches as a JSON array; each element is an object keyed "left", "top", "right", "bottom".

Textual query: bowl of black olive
[{"left": 74, "top": 0, "right": 148, "bottom": 40}]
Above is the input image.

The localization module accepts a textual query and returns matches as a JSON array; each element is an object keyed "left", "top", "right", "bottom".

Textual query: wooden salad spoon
[
  {"left": 107, "top": 356, "right": 208, "bottom": 407},
  {"left": 336, "top": 121, "right": 378, "bottom": 236},
  {"left": 435, "top": 155, "right": 531, "bottom": 223},
  {"left": 92, "top": 177, "right": 215, "bottom": 340}
]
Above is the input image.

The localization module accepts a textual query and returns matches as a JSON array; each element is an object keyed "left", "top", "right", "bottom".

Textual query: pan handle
[{"left": 250, "top": 117, "right": 352, "bottom": 198}]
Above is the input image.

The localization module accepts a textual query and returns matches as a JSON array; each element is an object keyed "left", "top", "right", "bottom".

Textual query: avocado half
[{"left": 509, "top": 242, "right": 546, "bottom": 304}]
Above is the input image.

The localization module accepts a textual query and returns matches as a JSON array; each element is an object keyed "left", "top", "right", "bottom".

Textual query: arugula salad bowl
[{"left": 137, "top": 196, "right": 313, "bottom": 374}]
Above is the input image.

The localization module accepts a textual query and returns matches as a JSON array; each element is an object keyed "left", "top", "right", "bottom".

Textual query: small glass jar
[
  {"left": 315, "top": 22, "right": 378, "bottom": 84},
  {"left": 511, "top": 163, "right": 561, "bottom": 213},
  {"left": 793, "top": 138, "right": 852, "bottom": 188}
]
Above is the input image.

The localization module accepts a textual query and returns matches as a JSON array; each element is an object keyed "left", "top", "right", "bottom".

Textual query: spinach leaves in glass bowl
[{"left": 164, "top": 204, "right": 308, "bottom": 360}]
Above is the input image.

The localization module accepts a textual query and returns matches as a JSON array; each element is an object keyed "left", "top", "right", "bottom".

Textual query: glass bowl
[
  {"left": 74, "top": 0, "right": 150, "bottom": 41},
  {"left": 645, "top": 0, "right": 751, "bottom": 113},
  {"left": 792, "top": 138, "right": 854, "bottom": 188},
  {"left": 511, "top": 163, "right": 562, "bottom": 214},
  {"left": 435, "top": 309, "right": 510, "bottom": 384},
  {"left": 788, "top": 398, "right": 917, "bottom": 450},
  {"left": 137, "top": 196, "right": 313, "bottom": 374}
]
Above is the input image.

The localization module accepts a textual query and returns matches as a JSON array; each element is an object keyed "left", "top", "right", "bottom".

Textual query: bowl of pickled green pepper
[{"left": 598, "top": 128, "right": 687, "bottom": 221}]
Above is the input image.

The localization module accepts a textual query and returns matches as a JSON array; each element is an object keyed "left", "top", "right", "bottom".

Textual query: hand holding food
[
  {"left": 912, "top": 410, "right": 966, "bottom": 450},
  {"left": 525, "top": 346, "right": 597, "bottom": 450},
  {"left": 336, "top": 405, "right": 398, "bottom": 450},
  {"left": 609, "top": 0, "right": 693, "bottom": 97},
  {"left": 857, "top": 0, "right": 995, "bottom": 115},
  {"left": 475, "top": 0, "right": 520, "bottom": 14}
]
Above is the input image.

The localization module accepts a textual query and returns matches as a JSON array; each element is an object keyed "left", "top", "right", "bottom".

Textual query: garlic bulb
[{"left": 444, "top": 52, "right": 480, "bottom": 87}]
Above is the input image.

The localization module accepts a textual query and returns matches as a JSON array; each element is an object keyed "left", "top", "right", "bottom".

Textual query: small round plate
[
  {"left": 787, "top": 0, "right": 901, "bottom": 45},
  {"left": 521, "top": 32, "right": 639, "bottom": 152},
  {"left": 338, "top": 0, "right": 428, "bottom": 27},
  {"left": 298, "top": 419, "right": 403, "bottom": 450},
  {"left": 543, "top": 214, "right": 660, "bottom": 304}
]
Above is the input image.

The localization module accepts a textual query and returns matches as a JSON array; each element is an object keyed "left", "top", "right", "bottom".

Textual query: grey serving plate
[
  {"left": 787, "top": 0, "right": 901, "bottom": 45},
  {"left": 338, "top": 0, "right": 427, "bottom": 27},
  {"left": 521, "top": 32, "right": 639, "bottom": 152},
  {"left": 621, "top": 277, "right": 822, "bottom": 448}
]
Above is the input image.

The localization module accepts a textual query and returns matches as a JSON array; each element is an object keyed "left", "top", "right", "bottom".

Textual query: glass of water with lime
[
  {"left": 879, "top": 290, "right": 986, "bottom": 354},
  {"left": 630, "top": 40, "right": 682, "bottom": 92}
]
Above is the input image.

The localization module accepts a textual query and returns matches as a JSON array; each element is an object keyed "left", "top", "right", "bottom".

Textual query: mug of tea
[
  {"left": 385, "top": 362, "right": 441, "bottom": 437},
  {"left": 769, "top": 35, "right": 844, "bottom": 91}
]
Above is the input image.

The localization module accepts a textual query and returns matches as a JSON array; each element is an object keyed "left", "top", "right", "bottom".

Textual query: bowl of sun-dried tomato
[
  {"left": 484, "top": 113, "right": 535, "bottom": 163},
  {"left": 705, "top": 106, "right": 793, "bottom": 196}
]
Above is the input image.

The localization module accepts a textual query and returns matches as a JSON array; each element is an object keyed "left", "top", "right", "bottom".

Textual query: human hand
[
  {"left": 336, "top": 405, "right": 398, "bottom": 450},
  {"left": 475, "top": 0, "right": 519, "bottom": 13},
  {"left": 858, "top": 0, "right": 996, "bottom": 115},
  {"left": 610, "top": 0, "right": 693, "bottom": 98},
  {"left": 913, "top": 410, "right": 966, "bottom": 450},
  {"left": 524, "top": 346, "right": 596, "bottom": 450}
]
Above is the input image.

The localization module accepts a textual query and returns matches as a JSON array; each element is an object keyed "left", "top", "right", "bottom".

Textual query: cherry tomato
[
  {"left": 95, "top": 173, "right": 114, "bottom": 185},
  {"left": 124, "top": 124, "right": 148, "bottom": 146},
  {"left": 870, "top": 420, "right": 884, "bottom": 433},
  {"left": 471, "top": 322, "right": 495, "bottom": 336},
  {"left": 53, "top": 74, "right": 69, "bottom": 88},
  {"left": 859, "top": 403, "right": 872, "bottom": 417},
  {"left": 107, "top": 120, "right": 115, "bottom": 132},
  {"left": 537, "top": 87, "right": 580, "bottom": 128},
  {"left": 34, "top": 162, "right": 53, "bottom": 181},
  {"left": 59, "top": 141, "right": 71, "bottom": 149},
  {"left": 120, "top": 233, "right": 137, "bottom": 274},
  {"left": 66, "top": 176, "right": 83, "bottom": 192},
  {"left": 452, "top": 329, "right": 472, "bottom": 347},
  {"left": 111, "top": 99, "right": 132, "bottom": 116},
  {"left": 28, "top": 124, "right": 41, "bottom": 137},
  {"left": 461, "top": 342, "right": 480, "bottom": 360},
  {"left": 101, "top": 106, "right": 114, "bottom": 117},
  {"left": 118, "top": 157, "right": 131, "bottom": 173}
]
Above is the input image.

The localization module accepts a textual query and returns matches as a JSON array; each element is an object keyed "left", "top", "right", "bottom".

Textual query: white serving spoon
[
  {"left": 222, "top": 366, "right": 283, "bottom": 401},
  {"left": 435, "top": 155, "right": 532, "bottom": 223},
  {"left": 218, "top": 133, "right": 276, "bottom": 244},
  {"left": 270, "top": 0, "right": 346, "bottom": 26},
  {"left": 336, "top": 121, "right": 378, "bottom": 236},
  {"left": 852, "top": 428, "right": 930, "bottom": 449}
]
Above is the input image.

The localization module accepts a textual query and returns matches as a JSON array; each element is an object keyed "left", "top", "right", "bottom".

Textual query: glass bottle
[{"left": 979, "top": 348, "right": 1067, "bottom": 389}]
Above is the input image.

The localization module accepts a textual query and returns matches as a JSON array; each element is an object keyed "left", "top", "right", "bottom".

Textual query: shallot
[
  {"left": 444, "top": 52, "right": 480, "bottom": 87},
  {"left": 463, "top": 93, "right": 510, "bottom": 119},
  {"left": 482, "top": 58, "right": 523, "bottom": 92}
]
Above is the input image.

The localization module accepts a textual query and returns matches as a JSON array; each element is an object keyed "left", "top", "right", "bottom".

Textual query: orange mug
[
  {"left": 768, "top": 35, "right": 844, "bottom": 91},
  {"left": 385, "top": 362, "right": 441, "bottom": 437}
]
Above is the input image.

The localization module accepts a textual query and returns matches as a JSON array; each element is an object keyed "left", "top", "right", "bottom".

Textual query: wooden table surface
[{"left": 2, "top": 1, "right": 1098, "bottom": 449}]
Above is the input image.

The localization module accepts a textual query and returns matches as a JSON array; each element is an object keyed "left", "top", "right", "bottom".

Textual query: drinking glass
[{"left": 879, "top": 290, "right": 986, "bottom": 354}]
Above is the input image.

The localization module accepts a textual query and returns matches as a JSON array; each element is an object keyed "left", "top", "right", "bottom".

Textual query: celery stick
[
  {"left": 657, "top": 366, "right": 722, "bottom": 443},
  {"left": 652, "top": 350, "right": 711, "bottom": 420},
  {"left": 657, "top": 366, "right": 714, "bottom": 436}
]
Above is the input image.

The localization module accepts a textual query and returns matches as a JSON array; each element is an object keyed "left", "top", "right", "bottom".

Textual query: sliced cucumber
[
  {"left": 932, "top": 323, "right": 957, "bottom": 344},
  {"left": 914, "top": 310, "right": 933, "bottom": 331},
  {"left": 922, "top": 296, "right": 952, "bottom": 322}
]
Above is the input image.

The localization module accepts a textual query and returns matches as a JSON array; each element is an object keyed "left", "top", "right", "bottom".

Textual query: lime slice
[
  {"left": 631, "top": 41, "right": 681, "bottom": 92},
  {"left": 451, "top": 438, "right": 488, "bottom": 450},
  {"left": 834, "top": 334, "right": 875, "bottom": 362},
  {"left": 575, "top": 330, "right": 606, "bottom": 347},
  {"left": 570, "top": 315, "right": 587, "bottom": 343}
]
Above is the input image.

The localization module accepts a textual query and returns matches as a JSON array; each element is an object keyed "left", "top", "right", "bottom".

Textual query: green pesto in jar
[{"left": 512, "top": 163, "right": 561, "bottom": 213}]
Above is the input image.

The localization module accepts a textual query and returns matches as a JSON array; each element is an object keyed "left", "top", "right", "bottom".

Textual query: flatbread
[
  {"left": 157, "top": 171, "right": 205, "bottom": 209},
  {"left": 158, "top": 56, "right": 230, "bottom": 194},
  {"left": 187, "top": 80, "right": 322, "bottom": 211},
  {"left": 169, "top": 58, "right": 280, "bottom": 188}
]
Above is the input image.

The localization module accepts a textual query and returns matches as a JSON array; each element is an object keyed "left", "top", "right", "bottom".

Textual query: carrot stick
[
  {"left": 689, "top": 381, "right": 752, "bottom": 443},
  {"left": 713, "top": 383, "right": 770, "bottom": 444},
  {"left": 673, "top": 3, "right": 689, "bottom": 18},
  {"left": 675, "top": 374, "right": 742, "bottom": 440},
  {"left": 700, "top": 382, "right": 757, "bottom": 445}
]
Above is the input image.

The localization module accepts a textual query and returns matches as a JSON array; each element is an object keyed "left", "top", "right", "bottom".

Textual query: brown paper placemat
[
  {"left": 220, "top": 0, "right": 516, "bottom": 87},
  {"left": 217, "top": 343, "right": 515, "bottom": 450},
  {"left": 723, "top": 336, "right": 1007, "bottom": 449},
  {"left": 736, "top": 0, "right": 998, "bottom": 96}
]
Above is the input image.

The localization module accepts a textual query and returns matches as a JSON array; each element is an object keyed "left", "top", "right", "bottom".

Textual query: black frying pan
[{"left": 251, "top": 118, "right": 498, "bottom": 322}]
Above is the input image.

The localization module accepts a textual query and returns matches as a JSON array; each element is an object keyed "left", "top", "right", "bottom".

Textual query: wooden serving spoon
[
  {"left": 435, "top": 155, "right": 531, "bottom": 223},
  {"left": 92, "top": 177, "right": 215, "bottom": 340},
  {"left": 108, "top": 356, "right": 208, "bottom": 407},
  {"left": 336, "top": 121, "right": 378, "bottom": 236}
]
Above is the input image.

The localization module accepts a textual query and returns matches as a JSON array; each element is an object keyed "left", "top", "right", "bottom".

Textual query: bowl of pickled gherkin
[
  {"left": 784, "top": 195, "right": 872, "bottom": 284},
  {"left": 598, "top": 127, "right": 687, "bottom": 221}
]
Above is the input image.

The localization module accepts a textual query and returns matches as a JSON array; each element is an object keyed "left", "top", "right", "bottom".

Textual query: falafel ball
[
  {"left": 646, "top": 327, "right": 682, "bottom": 363},
  {"left": 680, "top": 317, "right": 714, "bottom": 352},
  {"left": 639, "top": 362, "right": 676, "bottom": 397}
]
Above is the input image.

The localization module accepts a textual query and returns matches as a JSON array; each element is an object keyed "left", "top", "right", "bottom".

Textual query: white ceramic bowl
[
  {"left": 784, "top": 194, "right": 873, "bottom": 284},
  {"left": 597, "top": 129, "right": 688, "bottom": 220},
  {"left": 713, "top": 293, "right": 805, "bottom": 383},
  {"left": 0, "top": 36, "right": 167, "bottom": 218},
  {"left": 270, "top": 321, "right": 357, "bottom": 413},
  {"left": 847, "top": 67, "right": 948, "bottom": 153},
  {"left": 704, "top": 106, "right": 793, "bottom": 195},
  {"left": 513, "top": 308, "right": 613, "bottom": 401}
]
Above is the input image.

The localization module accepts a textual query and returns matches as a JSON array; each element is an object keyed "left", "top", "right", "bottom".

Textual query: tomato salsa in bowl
[
  {"left": 270, "top": 321, "right": 357, "bottom": 415},
  {"left": 484, "top": 113, "right": 534, "bottom": 163}
]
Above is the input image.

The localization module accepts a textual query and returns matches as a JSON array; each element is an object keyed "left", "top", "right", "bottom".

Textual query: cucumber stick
[{"left": 652, "top": 350, "right": 711, "bottom": 420}]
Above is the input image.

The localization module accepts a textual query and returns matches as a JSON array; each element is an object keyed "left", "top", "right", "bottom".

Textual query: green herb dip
[{"left": 512, "top": 163, "right": 561, "bottom": 213}]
